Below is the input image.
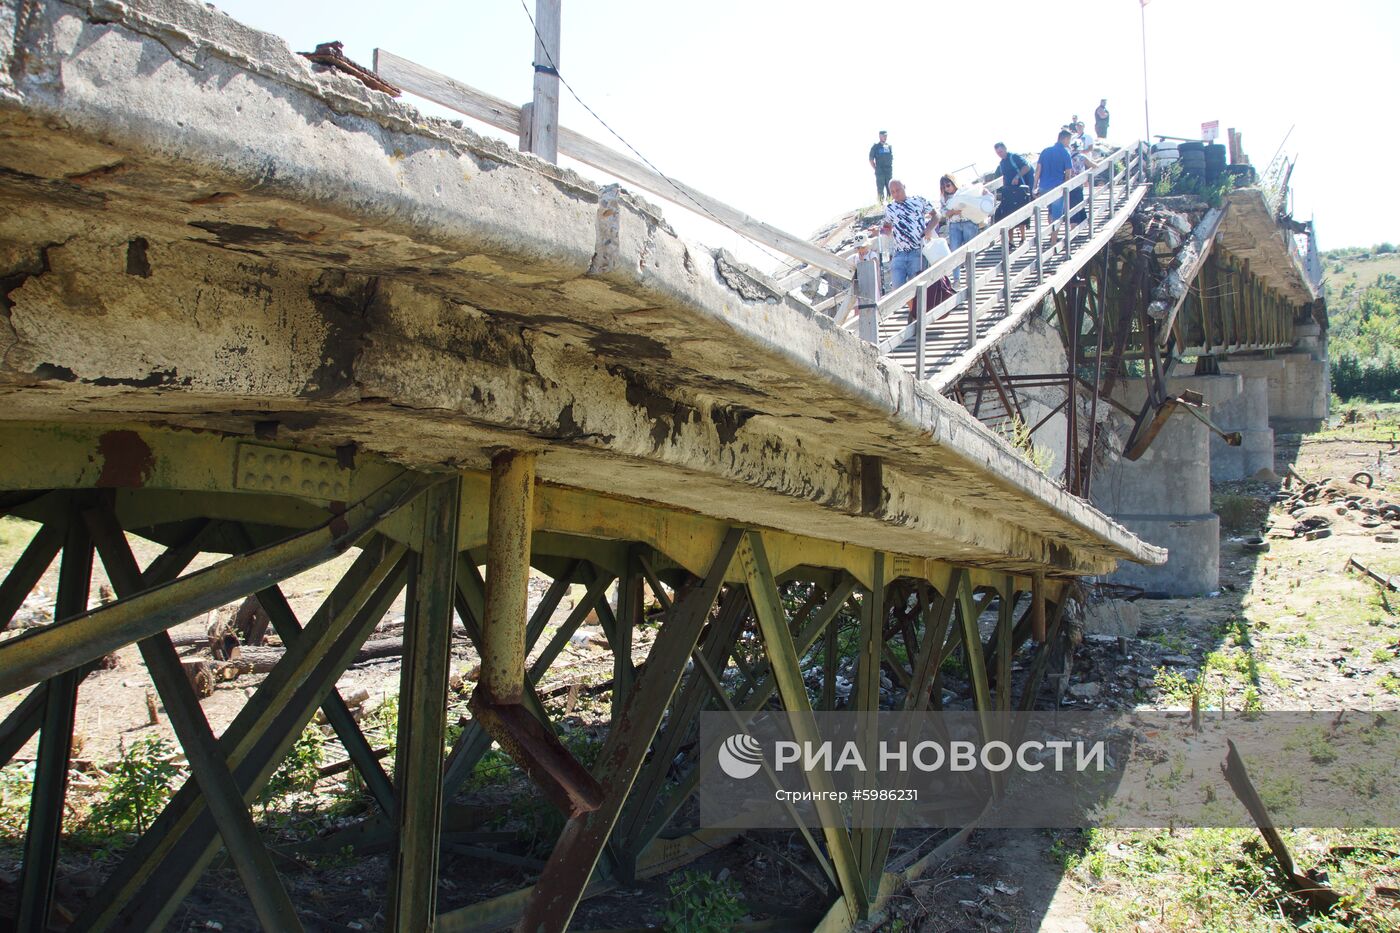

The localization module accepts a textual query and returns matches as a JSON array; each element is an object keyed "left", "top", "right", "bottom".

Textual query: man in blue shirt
[
  {"left": 1036, "top": 130, "right": 1075, "bottom": 242},
  {"left": 993, "top": 142, "right": 1032, "bottom": 221}
]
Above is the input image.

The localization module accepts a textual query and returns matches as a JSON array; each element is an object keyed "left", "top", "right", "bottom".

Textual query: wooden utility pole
[{"left": 524, "top": 0, "right": 561, "bottom": 163}]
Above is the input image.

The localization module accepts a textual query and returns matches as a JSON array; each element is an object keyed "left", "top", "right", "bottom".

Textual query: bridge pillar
[
  {"left": 1267, "top": 323, "right": 1330, "bottom": 431},
  {"left": 1215, "top": 358, "right": 1283, "bottom": 480},
  {"left": 1094, "top": 374, "right": 1239, "bottom": 596}
]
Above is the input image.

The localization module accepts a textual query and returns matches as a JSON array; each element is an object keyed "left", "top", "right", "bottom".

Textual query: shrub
[
  {"left": 258, "top": 724, "right": 324, "bottom": 813},
  {"left": 663, "top": 870, "right": 746, "bottom": 933},
  {"left": 88, "top": 736, "right": 183, "bottom": 836}
]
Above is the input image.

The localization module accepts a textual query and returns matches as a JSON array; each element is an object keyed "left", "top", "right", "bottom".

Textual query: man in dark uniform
[{"left": 869, "top": 130, "right": 893, "bottom": 203}]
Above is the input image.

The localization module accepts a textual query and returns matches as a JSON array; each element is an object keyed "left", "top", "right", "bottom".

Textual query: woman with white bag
[{"left": 938, "top": 174, "right": 993, "bottom": 286}]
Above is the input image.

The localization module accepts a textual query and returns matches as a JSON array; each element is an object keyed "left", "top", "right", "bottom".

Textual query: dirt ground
[{"left": 879, "top": 412, "right": 1400, "bottom": 933}]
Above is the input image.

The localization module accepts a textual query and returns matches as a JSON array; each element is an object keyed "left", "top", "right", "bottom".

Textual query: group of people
[{"left": 861, "top": 99, "right": 1111, "bottom": 304}]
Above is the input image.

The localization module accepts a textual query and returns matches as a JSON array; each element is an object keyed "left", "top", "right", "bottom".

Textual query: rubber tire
[{"left": 1178, "top": 140, "right": 1206, "bottom": 155}]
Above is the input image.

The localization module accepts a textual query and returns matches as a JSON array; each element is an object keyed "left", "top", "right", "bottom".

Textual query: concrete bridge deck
[{"left": 0, "top": 0, "right": 1157, "bottom": 575}]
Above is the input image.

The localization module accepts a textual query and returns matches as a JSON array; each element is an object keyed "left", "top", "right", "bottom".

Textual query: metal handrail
[
  {"left": 854, "top": 144, "right": 1150, "bottom": 376},
  {"left": 876, "top": 144, "right": 1143, "bottom": 316}
]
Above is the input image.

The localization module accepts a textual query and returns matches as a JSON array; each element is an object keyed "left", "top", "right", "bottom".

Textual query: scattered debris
[
  {"left": 1344, "top": 557, "right": 1400, "bottom": 594},
  {"left": 1220, "top": 739, "right": 1342, "bottom": 912},
  {"left": 1268, "top": 466, "right": 1400, "bottom": 541}
]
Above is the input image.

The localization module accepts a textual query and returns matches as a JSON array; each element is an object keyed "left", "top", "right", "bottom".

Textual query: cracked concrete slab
[{"left": 0, "top": 0, "right": 1163, "bottom": 576}]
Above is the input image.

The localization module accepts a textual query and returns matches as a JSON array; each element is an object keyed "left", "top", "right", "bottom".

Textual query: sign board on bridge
[{"left": 1202, "top": 121, "right": 1220, "bottom": 141}]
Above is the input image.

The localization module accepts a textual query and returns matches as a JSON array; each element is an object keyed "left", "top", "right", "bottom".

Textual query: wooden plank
[
  {"left": 373, "top": 50, "right": 852, "bottom": 281},
  {"left": 525, "top": 0, "right": 561, "bottom": 162}
]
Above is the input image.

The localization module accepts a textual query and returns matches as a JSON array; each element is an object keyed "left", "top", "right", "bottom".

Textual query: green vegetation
[
  {"left": 258, "top": 724, "right": 324, "bottom": 815},
  {"left": 1323, "top": 246, "right": 1400, "bottom": 401},
  {"left": 1064, "top": 825, "right": 1400, "bottom": 932},
  {"left": 663, "top": 869, "right": 747, "bottom": 932},
  {"left": 87, "top": 736, "right": 184, "bottom": 836}
]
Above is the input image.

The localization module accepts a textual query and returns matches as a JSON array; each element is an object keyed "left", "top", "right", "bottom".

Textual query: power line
[{"left": 516, "top": 0, "right": 822, "bottom": 285}]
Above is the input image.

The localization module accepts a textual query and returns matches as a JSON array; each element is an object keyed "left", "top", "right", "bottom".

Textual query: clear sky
[{"left": 211, "top": 0, "right": 1397, "bottom": 269}]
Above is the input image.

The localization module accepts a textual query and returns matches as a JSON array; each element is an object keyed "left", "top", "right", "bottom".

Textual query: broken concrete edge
[
  {"left": 0, "top": 0, "right": 1160, "bottom": 570},
  {"left": 1219, "top": 188, "right": 1319, "bottom": 304}
]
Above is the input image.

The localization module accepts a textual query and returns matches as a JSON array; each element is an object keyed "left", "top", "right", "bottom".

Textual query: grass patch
[{"left": 1214, "top": 492, "right": 1268, "bottom": 533}]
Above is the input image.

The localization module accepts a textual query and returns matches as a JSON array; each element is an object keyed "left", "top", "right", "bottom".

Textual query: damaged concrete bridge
[{"left": 0, "top": 0, "right": 1317, "bottom": 930}]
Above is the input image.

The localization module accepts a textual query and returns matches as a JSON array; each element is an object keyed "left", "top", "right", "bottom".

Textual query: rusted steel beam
[
  {"left": 299, "top": 41, "right": 401, "bottom": 95},
  {"left": 254, "top": 580, "right": 398, "bottom": 816},
  {"left": 462, "top": 552, "right": 604, "bottom": 818},
  {"left": 615, "top": 588, "right": 750, "bottom": 864},
  {"left": 1345, "top": 557, "right": 1400, "bottom": 593},
  {"left": 16, "top": 513, "right": 90, "bottom": 933},
  {"left": 0, "top": 472, "right": 431, "bottom": 696},
  {"left": 443, "top": 561, "right": 611, "bottom": 797},
  {"left": 515, "top": 528, "right": 742, "bottom": 933},
  {"left": 0, "top": 520, "right": 62, "bottom": 630},
  {"left": 481, "top": 452, "right": 536, "bottom": 706},
  {"left": 631, "top": 575, "right": 856, "bottom": 853},
  {"left": 1016, "top": 589, "right": 1073, "bottom": 714},
  {"left": 739, "top": 534, "right": 869, "bottom": 922},
  {"left": 74, "top": 540, "right": 409, "bottom": 932},
  {"left": 85, "top": 505, "right": 306, "bottom": 933},
  {"left": 390, "top": 477, "right": 462, "bottom": 932}
]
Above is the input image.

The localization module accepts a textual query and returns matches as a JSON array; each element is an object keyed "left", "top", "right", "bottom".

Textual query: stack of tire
[{"left": 1179, "top": 141, "right": 1228, "bottom": 182}]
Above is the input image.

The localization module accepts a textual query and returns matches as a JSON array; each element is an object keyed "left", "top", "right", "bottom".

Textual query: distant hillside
[{"left": 1322, "top": 244, "right": 1400, "bottom": 400}]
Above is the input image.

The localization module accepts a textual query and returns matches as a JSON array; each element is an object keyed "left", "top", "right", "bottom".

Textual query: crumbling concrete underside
[{"left": 0, "top": 0, "right": 1158, "bottom": 577}]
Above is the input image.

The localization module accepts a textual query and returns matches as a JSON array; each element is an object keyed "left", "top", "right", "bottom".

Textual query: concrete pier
[
  {"left": 1214, "top": 358, "right": 1283, "bottom": 479},
  {"left": 1268, "top": 324, "right": 1330, "bottom": 431},
  {"left": 1095, "top": 375, "right": 1238, "bottom": 595}
]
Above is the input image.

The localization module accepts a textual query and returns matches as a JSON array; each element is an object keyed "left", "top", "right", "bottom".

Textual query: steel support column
[
  {"left": 389, "top": 476, "right": 462, "bottom": 932},
  {"left": 16, "top": 512, "right": 91, "bottom": 933}
]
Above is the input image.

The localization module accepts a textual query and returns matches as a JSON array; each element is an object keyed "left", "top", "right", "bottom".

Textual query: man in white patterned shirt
[{"left": 879, "top": 180, "right": 936, "bottom": 289}]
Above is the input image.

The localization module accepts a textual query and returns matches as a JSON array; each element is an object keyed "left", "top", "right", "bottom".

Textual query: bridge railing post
[
  {"left": 965, "top": 251, "right": 978, "bottom": 346},
  {"left": 914, "top": 285, "right": 927, "bottom": 380},
  {"left": 1000, "top": 227, "right": 1011, "bottom": 313},
  {"left": 1087, "top": 170, "right": 1096, "bottom": 236},
  {"left": 855, "top": 257, "right": 880, "bottom": 344},
  {"left": 1034, "top": 208, "right": 1044, "bottom": 284},
  {"left": 1062, "top": 188, "right": 1072, "bottom": 259}
]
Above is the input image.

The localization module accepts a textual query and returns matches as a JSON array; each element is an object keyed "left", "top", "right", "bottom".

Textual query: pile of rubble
[{"left": 1265, "top": 467, "right": 1400, "bottom": 544}]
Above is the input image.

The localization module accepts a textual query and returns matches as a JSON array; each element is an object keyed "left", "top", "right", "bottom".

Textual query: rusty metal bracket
[
  {"left": 1123, "top": 389, "right": 1239, "bottom": 461},
  {"left": 299, "top": 41, "right": 401, "bottom": 96}
]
